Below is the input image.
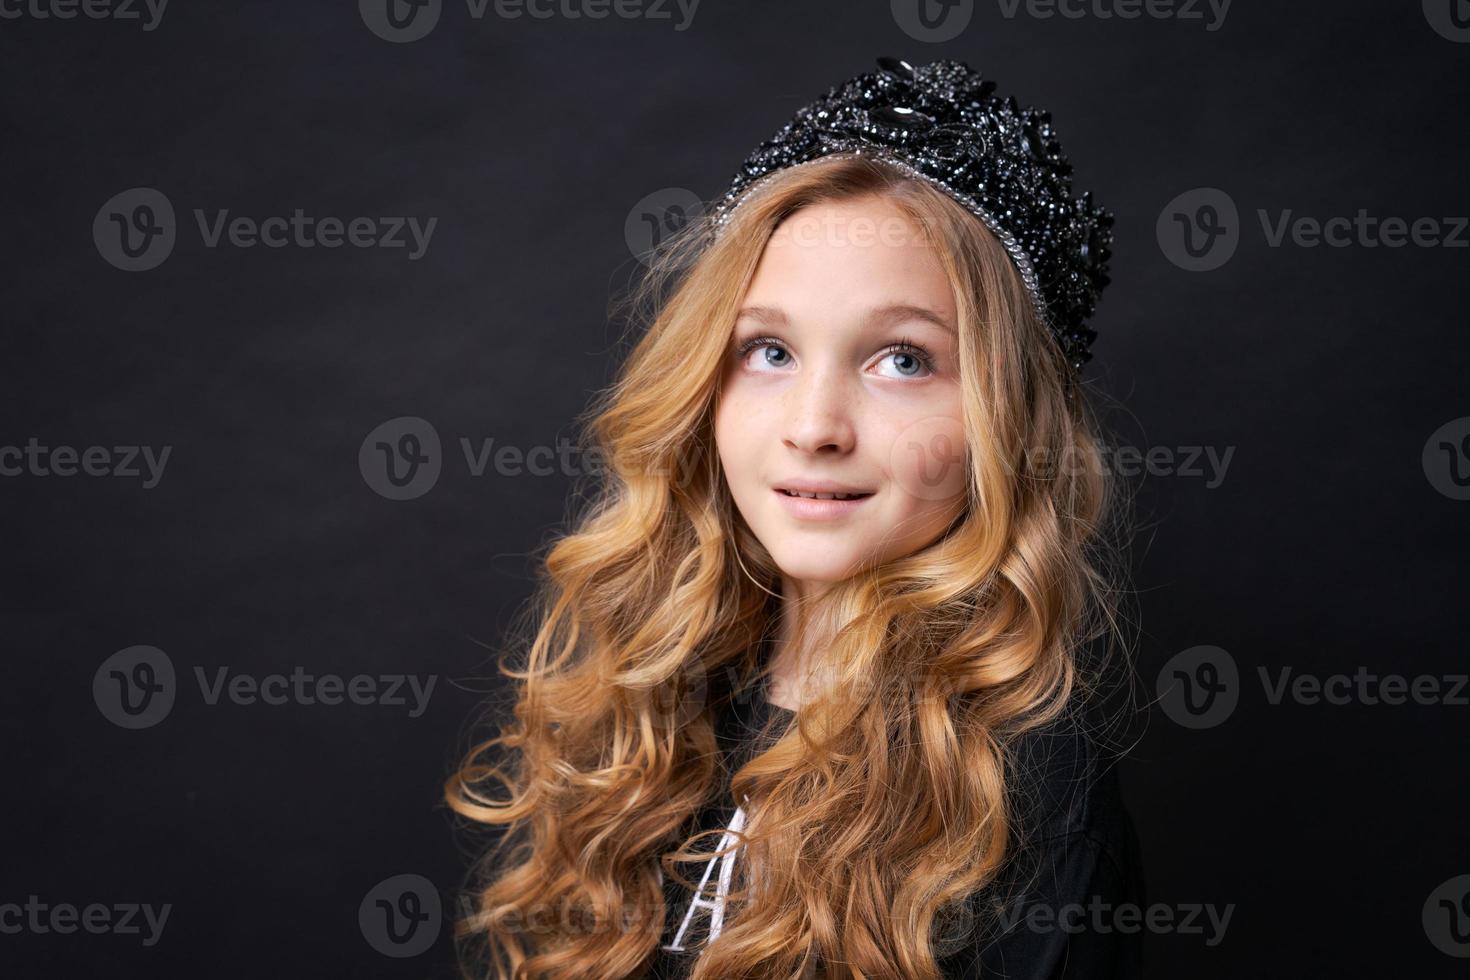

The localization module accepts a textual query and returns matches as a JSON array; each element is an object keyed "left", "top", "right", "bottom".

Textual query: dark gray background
[{"left": 2, "top": 0, "right": 1468, "bottom": 976}]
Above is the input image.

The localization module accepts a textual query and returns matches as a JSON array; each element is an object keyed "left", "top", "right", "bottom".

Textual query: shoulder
[
  {"left": 1004, "top": 705, "right": 1129, "bottom": 850},
  {"left": 933, "top": 707, "right": 1146, "bottom": 979}
]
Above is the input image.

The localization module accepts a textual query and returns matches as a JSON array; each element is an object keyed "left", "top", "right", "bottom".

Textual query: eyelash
[{"left": 733, "top": 335, "right": 937, "bottom": 376}]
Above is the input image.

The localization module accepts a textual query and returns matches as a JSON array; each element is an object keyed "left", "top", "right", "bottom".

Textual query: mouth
[
  {"left": 775, "top": 488, "right": 874, "bottom": 500},
  {"left": 773, "top": 486, "right": 875, "bottom": 521}
]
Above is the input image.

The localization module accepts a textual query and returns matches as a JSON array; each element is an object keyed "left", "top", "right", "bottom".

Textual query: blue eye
[
  {"left": 735, "top": 334, "right": 793, "bottom": 370},
  {"left": 758, "top": 340, "right": 793, "bottom": 364},
  {"left": 878, "top": 341, "right": 936, "bottom": 378}
]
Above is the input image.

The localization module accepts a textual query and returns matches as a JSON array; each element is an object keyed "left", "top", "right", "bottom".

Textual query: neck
[{"left": 765, "top": 576, "right": 846, "bottom": 711}]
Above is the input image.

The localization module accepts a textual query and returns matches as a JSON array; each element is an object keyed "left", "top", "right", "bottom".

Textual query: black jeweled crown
[{"left": 710, "top": 57, "right": 1114, "bottom": 373}]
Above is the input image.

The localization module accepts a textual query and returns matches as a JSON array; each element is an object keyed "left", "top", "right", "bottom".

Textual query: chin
[{"left": 769, "top": 552, "right": 865, "bottom": 586}]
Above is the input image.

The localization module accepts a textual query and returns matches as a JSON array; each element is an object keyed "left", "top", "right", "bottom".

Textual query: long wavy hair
[{"left": 444, "top": 153, "right": 1132, "bottom": 979}]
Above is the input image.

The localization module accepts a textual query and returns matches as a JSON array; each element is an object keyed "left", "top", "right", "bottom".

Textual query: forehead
[{"left": 742, "top": 196, "right": 956, "bottom": 324}]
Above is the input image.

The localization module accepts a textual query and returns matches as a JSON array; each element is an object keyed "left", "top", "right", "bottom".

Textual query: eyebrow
[{"left": 735, "top": 303, "right": 955, "bottom": 336}]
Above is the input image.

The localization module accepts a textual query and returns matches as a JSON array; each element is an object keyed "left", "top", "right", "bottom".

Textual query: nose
[{"left": 782, "top": 361, "right": 856, "bottom": 455}]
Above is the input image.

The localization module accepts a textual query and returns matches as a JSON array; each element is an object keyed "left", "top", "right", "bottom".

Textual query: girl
[{"left": 446, "top": 57, "right": 1141, "bottom": 979}]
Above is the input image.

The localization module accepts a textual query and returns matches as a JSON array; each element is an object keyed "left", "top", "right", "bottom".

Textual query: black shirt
[{"left": 646, "top": 674, "right": 1144, "bottom": 979}]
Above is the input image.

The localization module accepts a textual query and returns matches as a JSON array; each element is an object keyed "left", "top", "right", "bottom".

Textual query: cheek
[
  {"left": 882, "top": 413, "right": 969, "bottom": 505},
  {"left": 713, "top": 389, "right": 761, "bottom": 477}
]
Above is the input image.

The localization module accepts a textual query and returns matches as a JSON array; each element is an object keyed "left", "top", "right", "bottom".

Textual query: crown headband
[{"left": 709, "top": 57, "right": 1114, "bottom": 373}]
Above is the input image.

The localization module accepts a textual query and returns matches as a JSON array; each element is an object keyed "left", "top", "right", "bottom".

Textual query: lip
[{"left": 773, "top": 486, "right": 875, "bottom": 521}]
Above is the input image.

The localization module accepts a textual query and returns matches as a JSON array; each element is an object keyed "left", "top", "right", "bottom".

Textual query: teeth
[{"left": 783, "top": 490, "right": 865, "bottom": 500}]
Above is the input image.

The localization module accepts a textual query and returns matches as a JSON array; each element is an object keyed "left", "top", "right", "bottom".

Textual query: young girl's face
[{"left": 714, "top": 195, "right": 970, "bottom": 588}]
